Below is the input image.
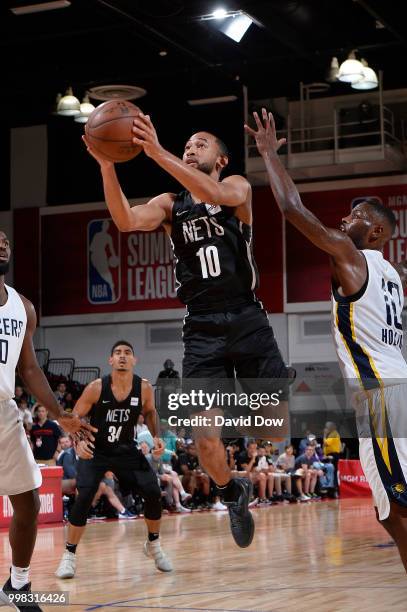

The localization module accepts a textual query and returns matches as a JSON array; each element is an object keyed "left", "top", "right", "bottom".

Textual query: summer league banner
[
  {"left": 41, "top": 210, "right": 179, "bottom": 316},
  {"left": 286, "top": 182, "right": 407, "bottom": 306},
  {"left": 155, "top": 374, "right": 407, "bottom": 440}
]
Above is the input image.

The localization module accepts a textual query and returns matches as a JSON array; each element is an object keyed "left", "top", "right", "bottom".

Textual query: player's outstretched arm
[
  {"left": 245, "top": 109, "right": 362, "bottom": 263},
  {"left": 132, "top": 112, "right": 250, "bottom": 207},
  {"left": 82, "top": 134, "right": 173, "bottom": 231},
  {"left": 17, "top": 297, "right": 97, "bottom": 439}
]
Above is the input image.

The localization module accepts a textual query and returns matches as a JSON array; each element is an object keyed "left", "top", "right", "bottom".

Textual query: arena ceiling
[{"left": 1, "top": 0, "right": 406, "bottom": 126}]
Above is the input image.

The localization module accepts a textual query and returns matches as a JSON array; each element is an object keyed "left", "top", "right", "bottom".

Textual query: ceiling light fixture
[
  {"left": 212, "top": 8, "right": 227, "bottom": 19},
  {"left": 338, "top": 50, "right": 364, "bottom": 83},
  {"left": 219, "top": 13, "right": 252, "bottom": 42},
  {"left": 74, "top": 95, "right": 96, "bottom": 123},
  {"left": 10, "top": 1, "right": 71, "bottom": 15},
  {"left": 351, "top": 59, "right": 378, "bottom": 90},
  {"left": 56, "top": 86, "right": 81, "bottom": 116}
]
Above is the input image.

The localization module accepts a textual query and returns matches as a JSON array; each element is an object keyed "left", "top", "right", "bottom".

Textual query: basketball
[{"left": 85, "top": 100, "right": 143, "bottom": 163}]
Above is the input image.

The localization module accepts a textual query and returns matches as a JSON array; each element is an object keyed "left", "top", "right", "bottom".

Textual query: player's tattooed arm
[
  {"left": 141, "top": 379, "right": 160, "bottom": 438},
  {"left": 17, "top": 296, "right": 96, "bottom": 439}
]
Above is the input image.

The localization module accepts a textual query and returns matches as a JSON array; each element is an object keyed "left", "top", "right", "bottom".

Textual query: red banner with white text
[
  {"left": 338, "top": 459, "right": 372, "bottom": 498},
  {"left": 0, "top": 467, "right": 63, "bottom": 528}
]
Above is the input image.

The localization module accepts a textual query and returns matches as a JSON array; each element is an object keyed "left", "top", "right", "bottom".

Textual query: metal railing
[
  {"left": 47, "top": 358, "right": 75, "bottom": 380},
  {"left": 35, "top": 348, "right": 50, "bottom": 371},
  {"left": 247, "top": 105, "right": 403, "bottom": 165},
  {"left": 72, "top": 366, "right": 101, "bottom": 386}
]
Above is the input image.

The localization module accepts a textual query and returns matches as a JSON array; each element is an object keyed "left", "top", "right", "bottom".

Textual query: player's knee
[
  {"left": 69, "top": 488, "right": 96, "bottom": 527},
  {"left": 143, "top": 483, "right": 162, "bottom": 521}
]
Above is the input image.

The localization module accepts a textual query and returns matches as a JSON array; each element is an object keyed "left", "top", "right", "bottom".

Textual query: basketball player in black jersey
[
  {"left": 55, "top": 340, "right": 173, "bottom": 579},
  {"left": 83, "top": 114, "right": 290, "bottom": 549}
]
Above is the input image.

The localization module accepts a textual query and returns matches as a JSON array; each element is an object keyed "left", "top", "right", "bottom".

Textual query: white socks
[{"left": 11, "top": 565, "right": 29, "bottom": 590}]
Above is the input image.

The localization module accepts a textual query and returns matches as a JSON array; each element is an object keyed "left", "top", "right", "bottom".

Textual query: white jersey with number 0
[
  {"left": 0, "top": 284, "right": 27, "bottom": 400},
  {"left": 332, "top": 249, "right": 407, "bottom": 385}
]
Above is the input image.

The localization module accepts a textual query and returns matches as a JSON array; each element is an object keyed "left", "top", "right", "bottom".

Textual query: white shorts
[
  {"left": 358, "top": 383, "right": 407, "bottom": 521},
  {"left": 0, "top": 399, "right": 42, "bottom": 496}
]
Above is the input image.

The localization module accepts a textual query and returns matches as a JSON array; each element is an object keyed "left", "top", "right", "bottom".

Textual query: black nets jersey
[
  {"left": 88, "top": 375, "right": 142, "bottom": 454},
  {"left": 170, "top": 191, "right": 259, "bottom": 313}
]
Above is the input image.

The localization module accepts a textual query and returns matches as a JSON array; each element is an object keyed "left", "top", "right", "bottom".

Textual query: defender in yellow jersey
[{"left": 247, "top": 108, "right": 407, "bottom": 574}]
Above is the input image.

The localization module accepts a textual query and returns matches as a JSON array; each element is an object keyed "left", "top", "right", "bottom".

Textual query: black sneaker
[
  {"left": 223, "top": 478, "right": 255, "bottom": 548},
  {"left": 1, "top": 577, "right": 43, "bottom": 611}
]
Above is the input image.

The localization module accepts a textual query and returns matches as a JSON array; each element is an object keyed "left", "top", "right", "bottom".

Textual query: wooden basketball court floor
[{"left": 0, "top": 498, "right": 406, "bottom": 612}]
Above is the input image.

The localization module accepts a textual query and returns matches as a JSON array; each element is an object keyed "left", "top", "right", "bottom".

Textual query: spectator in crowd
[
  {"left": 294, "top": 445, "right": 322, "bottom": 501},
  {"left": 30, "top": 405, "right": 62, "bottom": 465},
  {"left": 156, "top": 360, "right": 180, "bottom": 420},
  {"left": 323, "top": 422, "right": 342, "bottom": 463},
  {"left": 14, "top": 384, "right": 27, "bottom": 404},
  {"left": 90, "top": 471, "right": 136, "bottom": 519},
  {"left": 56, "top": 437, "right": 77, "bottom": 495},
  {"left": 55, "top": 382, "right": 67, "bottom": 405},
  {"left": 138, "top": 431, "right": 191, "bottom": 513},
  {"left": 262, "top": 445, "right": 294, "bottom": 501},
  {"left": 18, "top": 397, "right": 33, "bottom": 430},
  {"left": 238, "top": 440, "right": 269, "bottom": 504},
  {"left": 156, "top": 359, "right": 180, "bottom": 381},
  {"left": 178, "top": 443, "right": 210, "bottom": 508},
  {"left": 308, "top": 439, "right": 336, "bottom": 495},
  {"left": 299, "top": 432, "right": 317, "bottom": 455},
  {"left": 136, "top": 413, "right": 149, "bottom": 437},
  {"left": 277, "top": 444, "right": 296, "bottom": 472},
  {"left": 63, "top": 392, "right": 75, "bottom": 412},
  {"left": 160, "top": 419, "right": 178, "bottom": 463}
]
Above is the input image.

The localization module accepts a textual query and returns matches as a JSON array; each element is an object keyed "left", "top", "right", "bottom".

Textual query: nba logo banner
[{"left": 88, "top": 219, "right": 121, "bottom": 304}]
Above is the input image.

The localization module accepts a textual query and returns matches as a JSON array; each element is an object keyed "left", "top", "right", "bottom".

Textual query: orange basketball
[{"left": 85, "top": 100, "right": 143, "bottom": 162}]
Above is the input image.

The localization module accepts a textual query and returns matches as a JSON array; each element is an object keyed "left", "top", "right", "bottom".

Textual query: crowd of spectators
[{"left": 14, "top": 371, "right": 345, "bottom": 523}]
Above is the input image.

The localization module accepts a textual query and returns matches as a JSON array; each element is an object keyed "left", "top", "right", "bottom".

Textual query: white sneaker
[
  {"left": 248, "top": 498, "right": 259, "bottom": 508},
  {"left": 299, "top": 494, "right": 310, "bottom": 502},
  {"left": 55, "top": 550, "right": 76, "bottom": 579},
  {"left": 212, "top": 501, "right": 227, "bottom": 511},
  {"left": 180, "top": 491, "right": 192, "bottom": 502},
  {"left": 176, "top": 504, "right": 191, "bottom": 513},
  {"left": 143, "top": 540, "right": 173, "bottom": 572}
]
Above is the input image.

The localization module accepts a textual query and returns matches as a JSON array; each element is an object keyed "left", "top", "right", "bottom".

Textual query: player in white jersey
[
  {"left": 0, "top": 231, "right": 96, "bottom": 611},
  {"left": 247, "top": 109, "right": 407, "bottom": 573}
]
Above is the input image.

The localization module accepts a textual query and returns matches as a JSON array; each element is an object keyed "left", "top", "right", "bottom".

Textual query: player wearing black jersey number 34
[
  {"left": 0, "top": 232, "right": 96, "bottom": 611},
  {"left": 55, "top": 340, "right": 172, "bottom": 579},
  {"left": 83, "top": 114, "right": 290, "bottom": 549}
]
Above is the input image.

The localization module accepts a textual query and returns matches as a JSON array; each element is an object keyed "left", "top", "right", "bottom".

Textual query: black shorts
[
  {"left": 182, "top": 302, "right": 288, "bottom": 380},
  {"left": 76, "top": 450, "right": 158, "bottom": 497}
]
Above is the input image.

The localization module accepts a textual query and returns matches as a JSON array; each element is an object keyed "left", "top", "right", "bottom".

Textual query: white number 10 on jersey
[{"left": 196, "top": 246, "right": 221, "bottom": 279}]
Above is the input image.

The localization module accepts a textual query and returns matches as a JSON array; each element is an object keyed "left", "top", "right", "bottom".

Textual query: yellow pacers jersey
[{"left": 332, "top": 249, "right": 407, "bottom": 386}]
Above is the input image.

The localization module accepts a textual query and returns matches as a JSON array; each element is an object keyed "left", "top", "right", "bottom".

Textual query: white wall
[{"left": 37, "top": 312, "right": 289, "bottom": 382}]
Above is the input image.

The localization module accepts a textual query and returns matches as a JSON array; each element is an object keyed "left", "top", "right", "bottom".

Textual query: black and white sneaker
[
  {"left": 0, "top": 577, "right": 43, "bottom": 611},
  {"left": 223, "top": 478, "right": 255, "bottom": 548}
]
